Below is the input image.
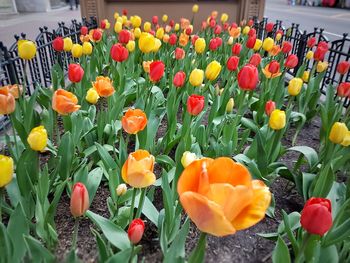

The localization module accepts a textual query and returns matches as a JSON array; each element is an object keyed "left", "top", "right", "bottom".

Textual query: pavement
[
  {"left": 265, "top": 0, "right": 350, "bottom": 41},
  {"left": 0, "top": 5, "right": 81, "bottom": 46}
]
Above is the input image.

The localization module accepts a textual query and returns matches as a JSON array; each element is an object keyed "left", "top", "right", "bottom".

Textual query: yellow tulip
[
  {"left": 85, "top": 88, "right": 99, "bottom": 104},
  {"left": 71, "top": 44, "right": 83, "bottom": 58},
  {"left": 302, "top": 71, "right": 310, "bottom": 83},
  {"left": 63, "top": 37, "right": 73, "bottom": 52},
  {"left": 205, "top": 60, "right": 222, "bottom": 81},
  {"left": 153, "top": 39, "right": 162, "bottom": 52},
  {"left": 189, "top": 69, "right": 204, "bottom": 87},
  {"left": 27, "top": 125, "right": 48, "bottom": 152},
  {"left": 276, "top": 33, "right": 282, "bottom": 41},
  {"left": 288, "top": 78, "right": 303, "bottom": 96},
  {"left": 126, "top": 40, "right": 135, "bottom": 52},
  {"left": 181, "top": 151, "right": 197, "bottom": 168},
  {"left": 192, "top": 4, "right": 199, "bottom": 13},
  {"left": 226, "top": 98, "right": 234, "bottom": 113},
  {"left": 117, "top": 17, "right": 123, "bottom": 24},
  {"left": 221, "top": 13, "right": 229, "bottom": 23},
  {"left": 317, "top": 61, "right": 328, "bottom": 73},
  {"left": 144, "top": 21, "right": 151, "bottom": 32},
  {"left": 134, "top": 27, "right": 141, "bottom": 38},
  {"left": 162, "top": 14, "right": 168, "bottom": 22},
  {"left": 329, "top": 122, "right": 348, "bottom": 144},
  {"left": 131, "top": 15, "right": 142, "bottom": 28},
  {"left": 18, "top": 40, "right": 36, "bottom": 60},
  {"left": 195, "top": 38, "right": 206, "bottom": 54},
  {"left": 121, "top": 15, "right": 127, "bottom": 25},
  {"left": 174, "top": 23, "right": 180, "bottom": 31},
  {"left": 341, "top": 131, "right": 350, "bottom": 147},
  {"left": 143, "top": 61, "right": 153, "bottom": 73},
  {"left": 262, "top": 37, "right": 274, "bottom": 52},
  {"left": 163, "top": 34, "right": 170, "bottom": 43},
  {"left": 269, "top": 110, "right": 286, "bottom": 130},
  {"left": 306, "top": 51, "right": 313, "bottom": 60},
  {"left": 116, "top": 183, "right": 127, "bottom": 196},
  {"left": 242, "top": 26, "right": 250, "bottom": 35},
  {"left": 253, "top": 39, "right": 262, "bottom": 51},
  {"left": 139, "top": 33, "right": 156, "bottom": 53},
  {"left": 0, "top": 155, "right": 13, "bottom": 188},
  {"left": 82, "top": 42, "right": 93, "bottom": 55},
  {"left": 227, "top": 36, "right": 234, "bottom": 45},
  {"left": 114, "top": 12, "right": 119, "bottom": 20},
  {"left": 114, "top": 22, "right": 122, "bottom": 33},
  {"left": 156, "top": 27, "right": 164, "bottom": 40}
]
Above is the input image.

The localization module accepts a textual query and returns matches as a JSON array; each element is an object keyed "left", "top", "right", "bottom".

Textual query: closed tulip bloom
[
  {"left": 265, "top": 22, "right": 274, "bottom": 32},
  {"left": 122, "top": 108, "right": 147, "bottom": 134},
  {"left": 253, "top": 39, "right": 262, "bottom": 51},
  {"left": 149, "top": 61, "right": 165, "bottom": 82},
  {"left": 195, "top": 38, "right": 206, "bottom": 54},
  {"left": 337, "top": 82, "right": 350, "bottom": 98},
  {"left": 156, "top": 27, "right": 164, "bottom": 40},
  {"left": 70, "top": 182, "right": 89, "bottom": 217},
  {"left": 227, "top": 56, "right": 239, "bottom": 71},
  {"left": 63, "top": 37, "right": 73, "bottom": 51},
  {"left": 0, "top": 155, "right": 13, "bottom": 188},
  {"left": 300, "top": 198, "right": 332, "bottom": 236},
  {"left": 128, "top": 219, "right": 145, "bottom": 244},
  {"left": 126, "top": 40, "right": 135, "bottom": 52},
  {"left": 131, "top": 15, "right": 142, "bottom": 28},
  {"left": 268, "top": 60, "right": 280, "bottom": 74},
  {"left": 85, "top": 88, "right": 99, "bottom": 104},
  {"left": 246, "top": 35, "right": 257, "bottom": 49},
  {"left": 152, "top": 16, "right": 158, "bottom": 25},
  {"left": 100, "top": 19, "right": 110, "bottom": 29},
  {"left": 80, "top": 26, "right": 88, "bottom": 36},
  {"left": 205, "top": 61, "right": 221, "bottom": 81},
  {"left": 192, "top": 4, "right": 199, "bottom": 13},
  {"left": 269, "top": 109, "right": 286, "bottom": 130},
  {"left": 142, "top": 60, "right": 152, "bottom": 73},
  {"left": 153, "top": 38, "right": 162, "bottom": 52},
  {"left": 162, "top": 14, "right": 168, "bottom": 22},
  {"left": 242, "top": 26, "right": 250, "bottom": 35},
  {"left": 114, "top": 21, "right": 122, "bottom": 33},
  {"left": 90, "top": 29, "right": 103, "bottom": 42},
  {"left": 317, "top": 61, "right": 328, "bottom": 73},
  {"left": 227, "top": 36, "right": 234, "bottom": 45},
  {"left": 179, "top": 33, "right": 189, "bottom": 47},
  {"left": 93, "top": 76, "right": 115, "bottom": 97},
  {"left": 122, "top": 149, "right": 155, "bottom": 188},
  {"left": 175, "top": 48, "right": 185, "bottom": 60},
  {"left": 307, "top": 37, "right": 316, "bottom": 48},
  {"left": 81, "top": 42, "right": 92, "bottom": 55},
  {"left": 173, "top": 71, "right": 186, "bottom": 88},
  {"left": 285, "top": 54, "right": 298, "bottom": 68},
  {"left": 189, "top": 69, "right": 204, "bottom": 87},
  {"left": 187, "top": 94, "right": 205, "bottom": 116},
  {"left": 68, "top": 64, "right": 84, "bottom": 83},
  {"left": 143, "top": 21, "right": 151, "bottom": 32},
  {"left": 341, "top": 131, "right": 350, "bottom": 147},
  {"left": 265, "top": 100, "right": 276, "bottom": 116},
  {"left": 314, "top": 45, "right": 328, "bottom": 62},
  {"left": 52, "top": 89, "right": 80, "bottom": 115},
  {"left": 337, "top": 61, "right": 350, "bottom": 75},
  {"left": 302, "top": 71, "right": 310, "bottom": 83},
  {"left": 249, "top": 53, "right": 261, "bottom": 67},
  {"left": 214, "top": 25, "right": 222, "bottom": 35},
  {"left": 329, "top": 122, "right": 348, "bottom": 144},
  {"left": 262, "top": 37, "right": 274, "bottom": 52},
  {"left": 269, "top": 45, "right": 281, "bottom": 56},
  {"left": 116, "top": 183, "right": 127, "bottom": 196},
  {"left": 18, "top": 40, "right": 36, "bottom": 60},
  {"left": 221, "top": 13, "right": 228, "bottom": 23},
  {"left": 3, "top": 84, "right": 22, "bottom": 99},
  {"left": 181, "top": 151, "right": 197, "bottom": 168},
  {"left": 281, "top": 41, "right": 292, "bottom": 54},
  {"left": 178, "top": 157, "right": 271, "bottom": 236},
  {"left": 110, "top": 43, "right": 129, "bottom": 62},
  {"left": 71, "top": 44, "right": 83, "bottom": 58},
  {"left": 52, "top": 37, "right": 64, "bottom": 52},
  {"left": 0, "top": 87, "right": 15, "bottom": 115},
  {"left": 163, "top": 34, "right": 170, "bottom": 43},
  {"left": 139, "top": 33, "right": 156, "bottom": 53},
  {"left": 209, "top": 38, "right": 219, "bottom": 51},
  {"left": 27, "top": 125, "right": 48, "bottom": 152},
  {"left": 226, "top": 98, "right": 234, "bottom": 113},
  {"left": 118, "top": 29, "right": 130, "bottom": 44},
  {"left": 288, "top": 78, "right": 303, "bottom": 96},
  {"left": 238, "top": 64, "right": 259, "bottom": 90},
  {"left": 169, "top": 33, "right": 177, "bottom": 46},
  {"left": 232, "top": 43, "right": 242, "bottom": 55}
]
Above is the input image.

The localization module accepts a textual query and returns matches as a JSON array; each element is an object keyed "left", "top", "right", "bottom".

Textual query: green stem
[
  {"left": 294, "top": 233, "right": 311, "bottom": 263},
  {"left": 71, "top": 218, "right": 80, "bottom": 250},
  {"left": 129, "top": 188, "right": 137, "bottom": 223},
  {"left": 129, "top": 245, "right": 135, "bottom": 263},
  {"left": 9, "top": 115, "right": 19, "bottom": 156},
  {"left": 135, "top": 188, "right": 147, "bottom": 218},
  {"left": 0, "top": 188, "right": 3, "bottom": 223},
  {"left": 189, "top": 232, "right": 207, "bottom": 263}
]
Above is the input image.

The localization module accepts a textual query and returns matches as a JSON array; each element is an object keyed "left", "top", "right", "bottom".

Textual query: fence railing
[
  {"left": 0, "top": 16, "right": 98, "bottom": 130},
  {"left": 252, "top": 16, "right": 350, "bottom": 107}
]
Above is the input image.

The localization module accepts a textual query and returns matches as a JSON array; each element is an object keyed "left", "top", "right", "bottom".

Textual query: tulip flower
[
  {"left": 114, "top": 22, "right": 122, "bottom": 33},
  {"left": 265, "top": 100, "right": 276, "bottom": 116},
  {"left": 116, "top": 183, "right": 127, "bottom": 196},
  {"left": 195, "top": 38, "right": 206, "bottom": 54},
  {"left": 119, "top": 29, "right": 131, "bottom": 44},
  {"left": 152, "top": 16, "right": 158, "bottom": 25},
  {"left": 314, "top": 41, "right": 329, "bottom": 61},
  {"left": 18, "top": 40, "right": 36, "bottom": 60},
  {"left": 149, "top": 61, "right": 165, "bottom": 82},
  {"left": 269, "top": 109, "right": 286, "bottom": 130},
  {"left": 262, "top": 37, "right": 274, "bottom": 52},
  {"left": 192, "top": 4, "right": 199, "bottom": 13},
  {"left": 246, "top": 35, "right": 257, "bottom": 49},
  {"left": 126, "top": 41, "right": 135, "bottom": 52},
  {"left": 285, "top": 54, "right": 298, "bottom": 69},
  {"left": 52, "top": 89, "right": 80, "bottom": 115},
  {"left": 179, "top": 33, "right": 189, "bottom": 47},
  {"left": 80, "top": 26, "right": 88, "bottom": 36},
  {"left": 52, "top": 37, "right": 64, "bottom": 52},
  {"left": 229, "top": 27, "right": 241, "bottom": 39},
  {"left": 232, "top": 43, "right": 242, "bottom": 55},
  {"left": 110, "top": 43, "right": 129, "bottom": 62},
  {"left": 93, "top": 76, "right": 115, "bottom": 97},
  {"left": 163, "top": 34, "right": 170, "bottom": 43},
  {"left": 302, "top": 71, "right": 310, "bottom": 83},
  {"left": 0, "top": 155, "right": 13, "bottom": 188},
  {"left": 341, "top": 132, "right": 350, "bottom": 147},
  {"left": 131, "top": 15, "right": 142, "bottom": 28},
  {"left": 122, "top": 149, "right": 155, "bottom": 188},
  {"left": 226, "top": 98, "right": 234, "bottom": 113},
  {"left": 175, "top": 48, "right": 185, "bottom": 60},
  {"left": 68, "top": 64, "right": 84, "bottom": 83},
  {"left": 288, "top": 78, "right": 303, "bottom": 96},
  {"left": 162, "top": 14, "right": 168, "bottom": 22},
  {"left": 316, "top": 61, "right": 328, "bottom": 73},
  {"left": 63, "top": 37, "right": 73, "bottom": 51},
  {"left": 205, "top": 61, "right": 222, "bottom": 81},
  {"left": 281, "top": 41, "right": 292, "bottom": 54},
  {"left": 100, "top": 19, "right": 110, "bottom": 29},
  {"left": 27, "top": 125, "right": 48, "bottom": 152},
  {"left": 253, "top": 39, "right": 262, "bottom": 51},
  {"left": 337, "top": 82, "right": 350, "bottom": 98},
  {"left": 122, "top": 108, "right": 147, "bottom": 135},
  {"left": 221, "top": 13, "right": 228, "bottom": 23},
  {"left": 242, "top": 26, "right": 250, "bottom": 35},
  {"left": 142, "top": 61, "right": 152, "bottom": 73},
  {"left": 70, "top": 182, "right": 89, "bottom": 218},
  {"left": 238, "top": 64, "right": 259, "bottom": 90},
  {"left": 1, "top": 84, "right": 22, "bottom": 99},
  {"left": 71, "top": 44, "right": 83, "bottom": 58},
  {"left": 227, "top": 56, "right": 239, "bottom": 71},
  {"left": 265, "top": 22, "right": 274, "bottom": 32},
  {"left": 214, "top": 25, "right": 222, "bottom": 35},
  {"left": 189, "top": 69, "right": 204, "bottom": 87},
  {"left": 187, "top": 94, "right": 205, "bottom": 116},
  {"left": 307, "top": 37, "right": 316, "bottom": 48},
  {"left": 306, "top": 51, "right": 313, "bottom": 60},
  {"left": 249, "top": 54, "right": 261, "bottom": 67},
  {"left": 156, "top": 28, "right": 164, "bottom": 40},
  {"left": 262, "top": 61, "right": 281, "bottom": 79},
  {"left": 85, "top": 88, "right": 99, "bottom": 104},
  {"left": 82, "top": 42, "right": 93, "bottom": 55},
  {"left": 168, "top": 33, "right": 177, "bottom": 46},
  {"left": 300, "top": 197, "right": 332, "bottom": 236},
  {"left": 181, "top": 151, "right": 197, "bottom": 168},
  {"left": 128, "top": 219, "right": 145, "bottom": 244},
  {"left": 91, "top": 29, "right": 103, "bottom": 42},
  {"left": 153, "top": 39, "right": 162, "bottom": 52},
  {"left": 329, "top": 122, "right": 348, "bottom": 144},
  {"left": 139, "top": 33, "right": 156, "bottom": 53},
  {"left": 173, "top": 71, "right": 186, "bottom": 88},
  {"left": 337, "top": 61, "right": 350, "bottom": 75},
  {"left": 177, "top": 157, "right": 271, "bottom": 236},
  {"left": 269, "top": 45, "right": 281, "bottom": 56},
  {"left": 0, "top": 87, "right": 15, "bottom": 115}
]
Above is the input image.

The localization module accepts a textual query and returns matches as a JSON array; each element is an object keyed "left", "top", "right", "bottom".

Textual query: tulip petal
[
  {"left": 232, "top": 180, "right": 271, "bottom": 230},
  {"left": 126, "top": 170, "right": 156, "bottom": 188},
  {"left": 180, "top": 191, "right": 236, "bottom": 236}
]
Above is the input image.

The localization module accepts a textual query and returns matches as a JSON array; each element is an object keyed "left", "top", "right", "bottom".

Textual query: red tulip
[
  {"left": 80, "top": 26, "right": 88, "bottom": 36},
  {"left": 169, "top": 19, "right": 175, "bottom": 27},
  {"left": 149, "top": 61, "right": 165, "bottom": 82},
  {"left": 314, "top": 41, "right": 329, "bottom": 61},
  {"left": 238, "top": 64, "right": 259, "bottom": 91},
  {"left": 119, "top": 29, "right": 131, "bottom": 44},
  {"left": 122, "top": 9, "right": 128, "bottom": 16},
  {"left": 247, "top": 19, "right": 254, "bottom": 27},
  {"left": 282, "top": 41, "right": 292, "bottom": 54},
  {"left": 265, "top": 22, "right": 274, "bottom": 33},
  {"left": 276, "top": 29, "right": 284, "bottom": 37},
  {"left": 175, "top": 48, "right": 185, "bottom": 60},
  {"left": 265, "top": 100, "right": 276, "bottom": 116},
  {"left": 70, "top": 182, "right": 89, "bottom": 217},
  {"left": 300, "top": 197, "right": 332, "bottom": 236},
  {"left": 307, "top": 37, "right": 316, "bottom": 48},
  {"left": 185, "top": 27, "right": 192, "bottom": 35},
  {"left": 248, "top": 28, "right": 256, "bottom": 37},
  {"left": 249, "top": 53, "right": 262, "bottom": 67},
  {"left": 152, "top": 16, "right": 158, "bottom": 25},
  {"left": 337, "top": 82, "right": 350, "bottom": 98},
  {"left": 187, "top": 94, "right": 205, "bottom": 116},
  {"left": 285, "top": 54, "right": 298, "bottom": 68},
  {"left": 215, "top": 37, "right": 222, "bottom": 47},
  {"left": 227, "top": 56, "right": 239, "bottom": 71},
  {"left": 337, "top": 61, "right": 350, "bottom": 75},
  {"left": 92, "top": 29, "right": 102, "bottom": 42},
  {"left": 231, "top": 22, "right": 238, "bottom": 28},
  {"left": 128, "top": 219, "right": 145, "bottom": 244},
  {"left": 232, "top": 43, "right": 242, "bottom": 55},
  {"left": 149, "top": 30, "right": 155, "bottom": 36},
  {"left": 100, "top": 20, "right": 107, "bottom": 29},
  {"left": 169, "top": 34, "right": 177, "bottom": 46},
  {"left": 68, "top": 64, "right": 84, "bottom": 83},
  {"left": 209, "top": 38, "right": 218, "bottom": 51},
  {"left": 52, "top": 37, "right": 64, "bottom": 52},
  {"left": 173, "top": 71, "right": 186, "bottom": 87},
  {"left": 268, "top": 60, "right": 280, "bottom": 74},
  {"left": 209, "top": 19, "right": 216, "bottom": 28},
  {"left": 110, "top": 43, "right": 129, "bottom": 62},
  {"left": 223, "top": 22, "right": 230, "bottom": 31},
  {"left": 191, "top": 35, "right": 199, "bottom": 46},
  {"left": 214, "top": 25, "right": 222, "bottom": 35},
  {"left": 246, "top": 35, "right": 257, "bottom": 49}
]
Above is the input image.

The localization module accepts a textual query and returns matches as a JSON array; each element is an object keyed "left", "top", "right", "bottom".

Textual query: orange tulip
[
  {"left": 52, "top": 88, "right": 80, "bottom": 115},
  {"left": 1, "top": 84, "right": 22, "bottom": 99},
  {"left": 269, "top": 45, "right": 281, "bottom": 56},
  {"left": 177, "top": 157, "right": 271, "bottom": 237},
  {"left": 229, "top": 27, "right": 241, "bottom": 39},
  {"left": 179, "top": 33, "right": 189, "bottom": 47},
  {"left": 262, "top": 63, "right": 282, "bottom": 79},
  {"left": 122, "top": 108, "right": 147, "bottom": 134},
  {"left": 0, "top": 86, "right": 15, "bottom": 115},
  {"left": 92, "top": 76, "right": 115, "bottom": 97},
  {"left": 122, "top": 149, "right": 156, "bottom": 188}
]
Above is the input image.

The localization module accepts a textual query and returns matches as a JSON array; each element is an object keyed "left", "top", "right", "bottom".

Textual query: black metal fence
[
  {"left": 0, "top": 16, "right": 97, "bottom": 130},
  {"left": 253, "top": 17, "right": 350, "bottom": 107}
]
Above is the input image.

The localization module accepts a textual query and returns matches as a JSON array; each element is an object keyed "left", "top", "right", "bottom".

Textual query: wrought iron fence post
[
  {"left": 295, "top": 30, "right": 308, "bottom": 74},
  {"left": 0, "top": 42, "right": 18, "bottom": 84}
]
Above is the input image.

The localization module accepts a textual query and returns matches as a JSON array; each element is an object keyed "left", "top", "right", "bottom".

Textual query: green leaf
[
  {"left": 76, "top": 167, "right": 103, "bottom": 204},
  {"left": 135, "top": 195, "right": 159, "bottom": 226},
  {"left": 95, "top": 142, "right": 118, "bottom": 171},
  {"left": 188, "top": 233, "right": 207, "bottom": 263},
  {"left": 106, "top": 247, "right": 141, "bottom": 263},
  {"left": 323, "top": 219, "right": 350, "bottom": 247},
  {"left": 272, "top": 236, "right": 291, "bottom": 263},
  {"left": 57, "top": 132, "right": 74, "bottom": 180},
  {"left": 312, "top": 164, "right": 334, "bottom": 198},
  {"left": 287, "top": 146, "right": 318, "bottom": 169},
  {"left": 318, "top": 245, "right": 338, "bottom": 263},
  {"left": 0, "top": 222, "right": 14, "bottom": 263},
  {"left": 24, "top": 235, "right": 55, "bottom": 263}
]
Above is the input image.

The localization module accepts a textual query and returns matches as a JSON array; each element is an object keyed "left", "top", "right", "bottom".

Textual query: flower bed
[{"left": 1, "top": 5, "right": 350, "bottom": 263}]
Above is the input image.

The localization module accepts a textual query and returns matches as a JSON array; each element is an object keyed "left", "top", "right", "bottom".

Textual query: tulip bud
[
  {"left": 265, "top": 100, "right": 276, "bottom": 116},
  {"left": 156, "top": 27, "right": 165, "bottom": 40},
  {"left": 68, "top": 64, "right": 84, "bottom": 83},
  {"left": 265, "top": 22, "right": 274, "bottom": 33},
  {"left": 0, "top": 155, "right": 14, "bottom": 188},
  {"left": 82, "top": 42, "right": 93, "bottom": 55},
  {"left": 226, "top": 98, "right": 234, "bottom": 113},
  {"left": 262, "top": 37, "right": 274, "bottom": 52},
  {"left": 175, "top": 47, "right": 185, "bottom": 60},
  {"left": 110, "top": 43, "right": 129, "bottom": 62},
  {"left": 329, "top": 122, "right": 348, "bottom": 144},
  {"left": 232, "top": 43, "right": 242, "bottom": 55},
  {"left": 285, "top": 54, "right": 298, "bottom": 69},
  {"left": 18, "top": 40, "right": 36, "bottom": 60},
  {"left": 246, "top": 35, "right": 257, "bottom": 49},
  {"left": 128, "top": 219, "right": 145, "bottom": 244},
  {"left": 227, "top": 56, "right": 239, "bottom": 71},
  {"left": 269, "top": 109, "right": 286, "bottom": 130},
  {"left": 281, "top": 41, "right": 292, "bottom": 54},
  {"left": 192, "top": 4, "right": 199, "bottom": 13},
  {"left": 268, "top": 60, "right": 280, "bottom": 74},
  {"left": 116, "top": 183, "right": 127, "bottom": 196},
  {"left": 238, "top": 64, "right": 259, "bottom": 91},
  {"left": 189, "top": 69, "right": 204, "bottom": 87},
  {"left": 126, "top": 41, "right": 135, "bottom": 52},
  {"left": 173, "top": 71, "right": 186, "bottom": 88},
  {"left": 81, "top": 26, "right": 88, "bottom": 36},
  {"left": 253, "top": 39, "right": 262, "bottom": 51},
  {"left": 187, "top": 94, "right": 205, "bottom": 116},
  {"left": 288, "top": 78, "right": 303, "bottom": 96},
  {"left": 52, "top": 37, "right": 64, "bottom": 52},
  {"left": 144, "top": 22, "right": 151, "bottom": 32},
  {"left": 205, "top": 60, "right": 222, "bottom": 81},
  {"left": 306, "top": 51, "right": 313, "bottom": 60},
  {"left": 27, "top": 125, "right": 48, "bottom": 152},
  {"left": 71, "top": 44, "right": 83, "bottom": 58},
  {"left": 139, "top": 32, "right": 156, "bottom": 53},
  {"left": 227, "top": 36, "right": 234, "bottom": 45},
  {"left": 337, "top": 61, "right": 350, "bottom": 75},
  {"left": 317, "top": 61, "right": 328, "bottom": 73},
  {"left": 0, "top": 87, "right": 15, "bottom": 115},
  {"left": 307, "top": 37, "right": 316, "bottom": 48},
  {"left": 70, "top": 182, "right": 89, "bottom": 218},
  {"left": 149, "top": 61, "right": 165, "bottom": 82},
  {"left": 114, "top": 22, "right": 122, "bottom": 33},
  {"left": 249, "top": 53, "right": 261, "bottom": 67},
  {"left": 181, "top": 151, "right": 197, "bottom": 168},
  {"left": 337, "top": 82, "right": 350, "bottom": 98},
  {"left": 63, "top": 37, "right": 73, "bottom": 51},
  {"left": 195, "top": 38, "right": 206, "bottom": 54},
  {"left": 302, "top": 71, "right": 310, "bottom": 83},
  {"left": 85, "top": 88, "right": 99, "bottom": 104},
  {"left": 131, "top": 15, "right": 142, "bottom": 28},
  {"left": 119, "top": 29, "right": 131, "bottom": 44},
  {"left": 162, "top": 14, "right": 168, "bottom": 22}
]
